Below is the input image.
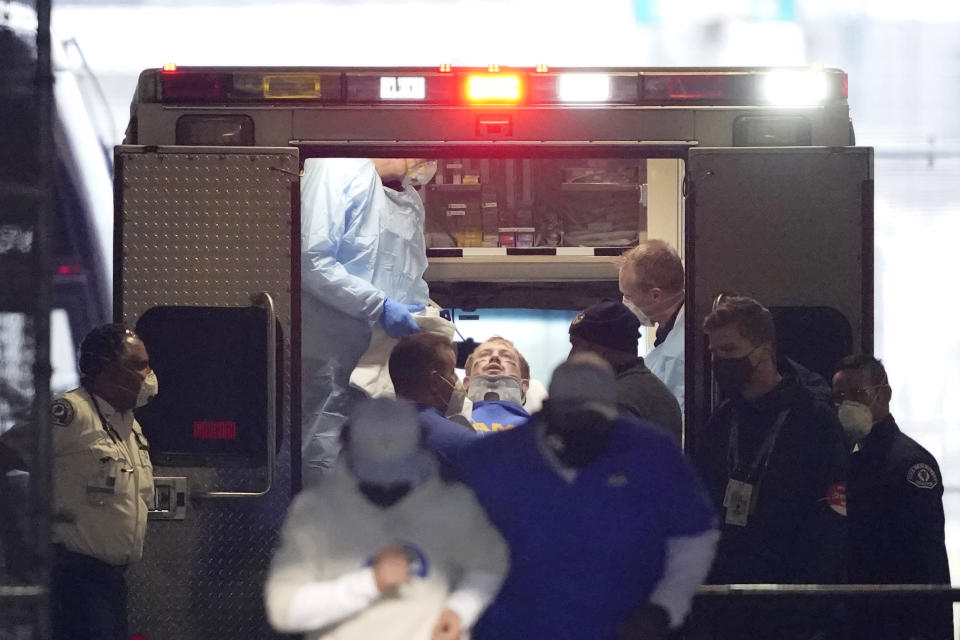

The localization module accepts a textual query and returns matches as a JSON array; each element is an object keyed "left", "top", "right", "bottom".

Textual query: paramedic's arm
[
  {"left": 300, "top": 160, "right": 387, "bottom": 321},
  {"left": 442, "top": 486, "right": 510, "bottom": 630},
  {"left": 265, "top": 496, "right": 404, "bottom": 632}
]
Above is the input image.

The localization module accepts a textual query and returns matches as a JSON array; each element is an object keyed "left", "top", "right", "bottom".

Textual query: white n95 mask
[
  {"left": 444, "top": 379, "right": 474, "bottom": 429},
  {"left": 467, "top": 375, "right": 524, "bottom": 405},
  {"left": 622, "top": 296, "right": 654, "bottom": 327},
  {"left": 432, "top": 372, "right": 474, "bottom": 429},
  {"left": 136, "top": 371, "right": 159, "bottom": 408},
  {"left": 837, "top": 400, "right": 873, "bottom": 442}
]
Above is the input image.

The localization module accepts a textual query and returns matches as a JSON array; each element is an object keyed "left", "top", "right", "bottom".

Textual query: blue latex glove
[{"left": 380, "top": 298, "right": 424, "bottom": 338}]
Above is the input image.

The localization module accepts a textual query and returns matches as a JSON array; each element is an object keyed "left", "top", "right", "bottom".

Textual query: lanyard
[
  {"left": 727, "top": 408, "right": 790, "bottom": 483},
  {"left": 87, "top": 390, "right": 124, "bottom": 446}
]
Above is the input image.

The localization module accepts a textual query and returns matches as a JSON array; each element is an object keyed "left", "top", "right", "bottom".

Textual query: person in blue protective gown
[
  {"left": 462, "top": 337, "right": 531, "bottom": 434},
  {"left": 300, "top": 158, "right": 436, "bottom": 486}
]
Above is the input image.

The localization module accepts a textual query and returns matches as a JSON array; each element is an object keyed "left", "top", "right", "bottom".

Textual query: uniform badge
[
  {"left": 907, "top": 463, "right": 938, "bottom": 489},
  {"left": 50, "top": 398, "right": 75, "bottom": 427}
]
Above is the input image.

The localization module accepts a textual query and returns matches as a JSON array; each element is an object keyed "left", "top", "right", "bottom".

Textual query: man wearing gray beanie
[{"left": 568, "top": 299, "right": 682, "bottom": 442}]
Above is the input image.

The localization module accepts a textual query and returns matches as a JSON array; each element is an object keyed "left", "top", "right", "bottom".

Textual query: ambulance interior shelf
[
  {"left": 426, "top": 280, "right": 621, "bottom": 314},
  {"left": 420, "top": 157, "right": 650, "bottom": 250}
]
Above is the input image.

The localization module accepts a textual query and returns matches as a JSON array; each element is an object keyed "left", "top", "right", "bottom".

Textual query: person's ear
[
  {"left": 878, "top": 384, "right": 892, "bottom": 405},
  {"left": 521, "top": 379, "right": 529, "bottom": 393},
  {"left": 462, "top": 375, "right": 471, "bottom": 389}
]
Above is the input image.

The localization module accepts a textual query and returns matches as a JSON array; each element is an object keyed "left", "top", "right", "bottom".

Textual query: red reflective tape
[{"left": 193, "top": 421, "right": 238, "bottom": 440}]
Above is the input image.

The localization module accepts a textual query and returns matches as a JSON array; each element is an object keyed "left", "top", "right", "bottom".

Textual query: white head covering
[{"left": 347, "top": 398, "right": 436, "bottom": 486}]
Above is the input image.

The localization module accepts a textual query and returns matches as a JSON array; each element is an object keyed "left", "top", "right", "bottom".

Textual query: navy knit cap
[{"left": 568, "top": 299, "right": 641, "bottom": 354}]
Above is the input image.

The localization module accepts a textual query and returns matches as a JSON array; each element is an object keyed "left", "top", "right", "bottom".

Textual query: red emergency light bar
[{"left": 155, "top": 67, "right": 848, "bottom": 106}]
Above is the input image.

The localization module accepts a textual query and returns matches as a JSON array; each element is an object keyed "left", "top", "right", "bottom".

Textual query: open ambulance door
[
  {"left": 684, "top": 147, "right": 874, "bottom": 452},
  {"left": 115, "top": 145, "right": 299, "bottom": 639}
]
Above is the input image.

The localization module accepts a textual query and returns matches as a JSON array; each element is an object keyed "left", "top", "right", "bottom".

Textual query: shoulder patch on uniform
[
  {"left": 50, "top": 398, "right": 76, "bottom": 427},
  {"left": 907, "top": 463, "right": 938, "bottom": 489}
]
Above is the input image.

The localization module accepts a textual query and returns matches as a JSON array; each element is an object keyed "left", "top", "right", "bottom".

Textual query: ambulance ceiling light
[
  {"left": 763, "top": 69, "right": 828, "bottom": 106},
  {"left": 558, "top": 73, "right": 611, "bottom": 102},
  {"left": 162, "top": 62, "right": 177, "bottom": 72}
]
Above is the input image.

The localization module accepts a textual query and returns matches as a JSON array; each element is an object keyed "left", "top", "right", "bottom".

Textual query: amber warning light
[{"left": 466, "top": 74, "right": 522, "bottom": 102}]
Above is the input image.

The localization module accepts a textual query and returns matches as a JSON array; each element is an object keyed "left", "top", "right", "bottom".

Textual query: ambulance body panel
[{"left": 116, "top": 65, "right": 871, "bottom": 639}]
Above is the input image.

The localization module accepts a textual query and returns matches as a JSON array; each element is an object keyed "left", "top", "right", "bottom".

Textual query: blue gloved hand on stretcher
[{"left": 380, "top": 298, "right": 424, "bottom": 338}]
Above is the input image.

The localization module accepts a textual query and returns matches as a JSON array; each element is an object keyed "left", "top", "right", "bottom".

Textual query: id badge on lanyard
[
  {"left": 723, "top": 479, "right": 753, "bottom": 526},
  {"left": 723, "top": 409, "right": 790, "bottom": 527}
]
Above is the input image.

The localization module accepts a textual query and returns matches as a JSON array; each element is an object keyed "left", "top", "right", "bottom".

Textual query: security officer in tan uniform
[{"left": 3, "top": 323, "right": 156, "bottom": 640}]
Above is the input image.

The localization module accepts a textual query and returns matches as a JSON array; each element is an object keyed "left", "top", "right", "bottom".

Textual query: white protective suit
[
  {"left": 644, "top": 304, "right": 685, "bottom": 410},
  {"left": 265, "top": 464, "right": 508, "bottom": 640},
  {"left": 301, "top": 158, "right": 430, "bottom": 484}
]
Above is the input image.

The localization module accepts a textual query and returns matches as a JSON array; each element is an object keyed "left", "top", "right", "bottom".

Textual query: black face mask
[
  {"left": 358, "top": 481, "right": 412, "bottom": 508},
  {"left": 544, "top": 407, "right": 614, "bottom": 468},
  {"left": 712, "top": 354, "right": 756, "bottom": 396}
]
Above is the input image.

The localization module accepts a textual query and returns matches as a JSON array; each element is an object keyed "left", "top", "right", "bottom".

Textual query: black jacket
[
  {"left": 847, "top": 414, "right": 953, "bottom": 640},
  {"left": 613, "top": 357, "right": 683, "bottom": 443},
  {"left": 692, "top": 375, "right": 849, "bottom": 640},
  {"left": 696, "top": 375, "right": 848, "bottom": 583}
]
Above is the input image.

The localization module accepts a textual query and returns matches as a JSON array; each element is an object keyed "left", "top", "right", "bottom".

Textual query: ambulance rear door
[{"left": 685, "top": 146, "right": 873, "bottom": 448}]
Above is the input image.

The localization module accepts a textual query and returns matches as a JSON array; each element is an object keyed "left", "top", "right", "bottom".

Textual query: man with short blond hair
[
  {"left": 619, "top": 240, "right": 686, "bottom": 408},
  {"left": 463, "top": 337, "right": 530, "bottom": 434},
  {"left": 463, "top": 337, "right": 530, "bottom": 383}
]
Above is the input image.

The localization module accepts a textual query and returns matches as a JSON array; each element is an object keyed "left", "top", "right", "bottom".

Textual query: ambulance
[{"left": 117, "top": 65, "right": 872, "bottom": 638}]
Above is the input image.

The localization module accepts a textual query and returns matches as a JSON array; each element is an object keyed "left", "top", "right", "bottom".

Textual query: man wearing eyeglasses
[{"left": 832, "top": 355, "right": 952, "bottom": 640}]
